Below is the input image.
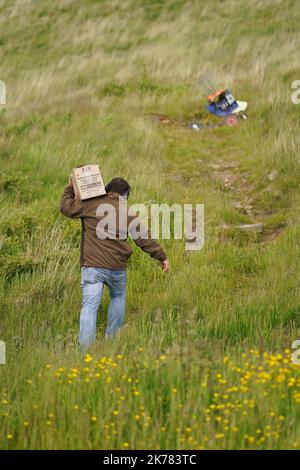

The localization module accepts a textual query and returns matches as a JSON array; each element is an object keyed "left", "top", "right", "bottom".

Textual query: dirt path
[
  {"left": 205, "top": 158, "right": 286, "bottom": 243},
  {"left": 151, "top": 114, "right": 287, "bottom": 245}
]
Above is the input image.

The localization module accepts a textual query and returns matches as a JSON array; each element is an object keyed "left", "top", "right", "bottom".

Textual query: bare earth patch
[{"left": 206, "top": 158, "right": 287, "bottom": 243}]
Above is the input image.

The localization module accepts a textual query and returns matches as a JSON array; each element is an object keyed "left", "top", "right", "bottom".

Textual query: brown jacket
[{"left": 60, "top": 184, "right": 167, "bottom": 269}]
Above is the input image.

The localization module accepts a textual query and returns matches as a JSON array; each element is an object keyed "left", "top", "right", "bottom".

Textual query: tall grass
[{"left": 1, "top": 0, "right": 300, "bottom": 449}]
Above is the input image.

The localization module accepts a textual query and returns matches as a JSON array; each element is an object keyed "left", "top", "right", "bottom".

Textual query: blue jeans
[{"left": 79, "top": 267, "right": 127, "bottom": 348}]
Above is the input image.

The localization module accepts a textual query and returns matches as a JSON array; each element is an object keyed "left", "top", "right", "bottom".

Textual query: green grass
[{"left": 1, "top": 0, "right": 300, "bottom": 450}]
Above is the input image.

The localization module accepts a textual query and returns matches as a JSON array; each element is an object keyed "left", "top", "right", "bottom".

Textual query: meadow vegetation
[{"left": 1, "top": 0, "right": 300, "bottom": 449}]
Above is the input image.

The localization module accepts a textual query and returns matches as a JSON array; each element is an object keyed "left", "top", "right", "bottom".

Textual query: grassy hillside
[{"left": 1, "top": 0, "right": 300, "bottom": 449}]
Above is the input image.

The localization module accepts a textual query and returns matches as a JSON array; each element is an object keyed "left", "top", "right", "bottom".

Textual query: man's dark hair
[{"left": 105, "top": 177, "right": 131, "bottom": 196}]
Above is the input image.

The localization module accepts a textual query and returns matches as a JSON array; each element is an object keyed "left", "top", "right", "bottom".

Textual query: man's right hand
[{"left": 161, "top": 259, "right": 171, "bottom": 273}]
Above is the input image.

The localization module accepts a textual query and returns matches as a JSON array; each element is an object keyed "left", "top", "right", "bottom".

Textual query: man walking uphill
[{"left": 60, "top": 176, "right": 170, "bottom": 348}]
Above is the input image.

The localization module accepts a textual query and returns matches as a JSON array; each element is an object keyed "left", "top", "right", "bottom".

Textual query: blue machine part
[{"left": 207, "top": 100, "right": 238, "bottom": 117}]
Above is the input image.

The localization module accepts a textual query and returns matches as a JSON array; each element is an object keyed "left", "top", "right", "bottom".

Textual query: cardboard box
[{"left": 72, "top": 164, "right": 106, "bottom": 200}]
